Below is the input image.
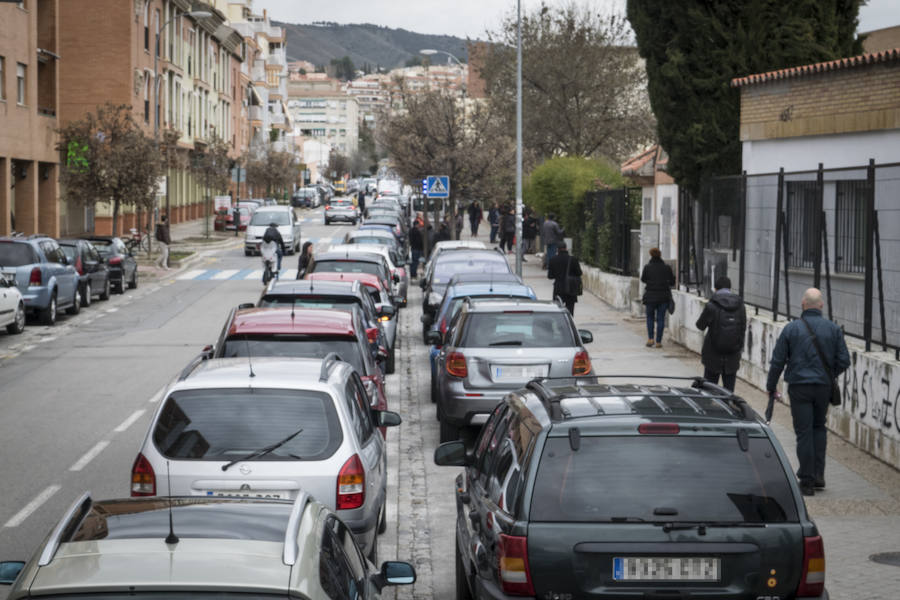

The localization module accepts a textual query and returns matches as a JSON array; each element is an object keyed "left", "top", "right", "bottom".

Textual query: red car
[
  {"left": 214, "top": 206, "right": 253, "bottom": 231},
  {"left": 205, "top": 306, "right": 389, "bottom": 432}
]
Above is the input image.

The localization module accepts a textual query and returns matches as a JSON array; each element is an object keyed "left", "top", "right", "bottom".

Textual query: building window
[
  {"left": 786, "top": 181, "right": 819, "bottom": 270},
  {"left": 144, "top": 76, "right": 150, "bottom": 123},
  {"left": 143, "top": 1, "right": 150, "bottom": 51},
  {"left": 835, "top": 180, "right": 867, "bottom": 273},
  {"left": 155, "top": 9, "right": 161, "bottom": 58},
  {"left": 16, "top": 63, "right": 26, "bottom": 105},
  {"left": 0, "top": 57, "right": 5, "bottom": 100}
]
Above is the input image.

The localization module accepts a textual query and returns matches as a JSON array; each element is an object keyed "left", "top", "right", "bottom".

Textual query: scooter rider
[{"left": 261, "top": 222, "right": 286, "bottom": 279}]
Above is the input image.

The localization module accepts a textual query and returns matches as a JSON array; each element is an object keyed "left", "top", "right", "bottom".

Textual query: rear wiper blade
[
  {"left": 656, "top": 521, "right": 709, "bottom": 534},
  {"left": 609, "top": 516, "right": 646, "bottom": 522},
  {"left": 221, "top": 427, "right": 303, "bottom": 471},
  {"left": 489, "top": 340, "right": 523, "bottom": 346}
]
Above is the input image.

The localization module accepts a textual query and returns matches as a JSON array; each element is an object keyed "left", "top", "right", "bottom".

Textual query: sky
[{"left": 252, "top": 0, "right": 900, "bottom": 40}]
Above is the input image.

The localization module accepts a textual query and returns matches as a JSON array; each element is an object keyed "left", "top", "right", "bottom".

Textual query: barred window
[
  {"left": 786, "top": 181, "right": 818, "bottom": 270},
  {"left": 835, "top": 180, "right": 867, "bottom": 273}
]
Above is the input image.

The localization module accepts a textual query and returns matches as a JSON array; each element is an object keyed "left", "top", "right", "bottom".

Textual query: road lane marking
[
  {"left": 4, "top": 485, "right": 61, "bottom": 527},
  {"left": 211, "top": 269, "right": 239, "bottom": 280},
  {"left": 105, "top": 307, "right": 119, "bottom": 313},
  {"left": 176, "top": 269, "right": 206, "bottom": 280},
  {"left": 113, "top": 409, "right": 146, "bottom": 433},
  {"left": 69, "top": 441, "right": 111, "bottom": 472}
]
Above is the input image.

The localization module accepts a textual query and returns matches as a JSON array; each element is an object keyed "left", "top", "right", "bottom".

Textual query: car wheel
[
  {"left": 82, "top": 282, "right": 92, "bottom": 308},
  {"left": 456, "top": 536, "right": 474, "bottom": 600},
  {"left": 7, "top": 302, "right": 25, "bottom": 334},
  {"left": 40, "top": 292, "right": 57, "bottom": 325},
  {"left": 99, "top": 277, "right": 111, "bottom": 301},
  {"left": 128, "top": 269, "right": 138, "bottom": 290},
  {"left": 66, "top": 288, "right": 81, "bottom": 315},
  {"left": 440, "top": 416, "right": 459, "bottom": 443},
  {"left": 244, "top": 249, "right": 252, "bottom": 257},
  {"left": 378, "top": 501, "right": 387, "bottom": 534},
  {"left": 386, "top": 346, "right": 395, "bottom": 375}
]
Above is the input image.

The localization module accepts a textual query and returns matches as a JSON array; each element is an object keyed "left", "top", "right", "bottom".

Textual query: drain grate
[{"left": 870, "top": 552, "right": 900, "bottom": 567}]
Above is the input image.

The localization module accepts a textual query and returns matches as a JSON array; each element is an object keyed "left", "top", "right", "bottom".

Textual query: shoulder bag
[
  {"left": 800, "top": 317, "right": 842, "bottom": 406},
  {"left": 564, "top": 255, "right": 583, "bottom": 296}
]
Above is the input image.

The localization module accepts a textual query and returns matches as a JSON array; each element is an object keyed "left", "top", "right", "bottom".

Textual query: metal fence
[
  {"left": 679, "top": 161, "right": 900, "bottom": 354},
  {"left": 577, "top": 187, "right": 641, "bottom": 275}
]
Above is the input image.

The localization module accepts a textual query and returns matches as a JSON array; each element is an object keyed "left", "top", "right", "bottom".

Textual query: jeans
[
  {"left": 470, "top": 220, "right": 479, "bottom": 236},
  {"left": 410, "top": 249, "right": 423, "bottom": 277},
  {"left": 545, "top": 243, "right": 558, "bottom": 271},
  {"left": 276, "top": 248, "right": 283, "bottom": 275},
  {"left": 489, "top": 224, "right": 499, "bottom": 243},
  {"left": 645, "top": 302, "right": 668, "bottom": 342},
  {"left": 703, "top": 368, "right": 737, "bottom": 392},
  {"left": 788, "top": 383, "right": 830, "bottom": 485}
]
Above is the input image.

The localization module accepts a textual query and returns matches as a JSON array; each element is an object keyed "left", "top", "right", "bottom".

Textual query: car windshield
[
  {"left": 331, "top": 199, "right": 353, "bottom": 206},
  {"left": 531, "top": 436, "right": 799, "bottom": 524},
  {"left": 312, "top": 260, "right": 385, "bottom": 279},
  {"left": 153, "top": 388, "right": 342, "bottom": 461},
  {"left": 250, "top": 212, "right": 290, "bottom": 226},
  {"left": 221, "top": 336, "right": 365, "bottom": 374},
  {"left": 59, "top": 245, "right": 77, "bottom": 260},
  {"left": 433, "top": 257, "right": 509, "bottom": 284},
  {"left": 0, "top": 242, "right": 38, "bottom": 266},
  {"left": 459, "top": 312, "right": 576, "bottom": 347}
]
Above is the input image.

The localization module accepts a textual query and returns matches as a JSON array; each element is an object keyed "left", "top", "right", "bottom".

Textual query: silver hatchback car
[
  {"left": 130, "top": 355, "right": 400, "bottom": 560},
  {"left": 431, "top": 299, "right": 594, "bottom": 442}
]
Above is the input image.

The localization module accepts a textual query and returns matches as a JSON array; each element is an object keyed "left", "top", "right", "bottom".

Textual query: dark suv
[{"left": 435, "top": 376, "right": 827, "bottom": 600}]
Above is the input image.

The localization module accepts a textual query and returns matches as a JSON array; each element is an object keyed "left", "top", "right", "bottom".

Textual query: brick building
[{"left": 0, "top": 0, "right": 60, "bottom": 237}]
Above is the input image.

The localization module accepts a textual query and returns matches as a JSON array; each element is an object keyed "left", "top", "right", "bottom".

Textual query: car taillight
[
  {"left": 108, "top": 256, "right": 122, "bottom": 266},
  {"left": 130, "top": 453, "right": 156, "bottom": 496},
  {"left": 29, "top": 267, "right": 42, "bottom": 286},
  {"left": 378, "top": 315, "right": 390, "bottom": 322},
  {"left": 797, "top": 535, "right": 825, "bottom": 597},
  {"left": 440, "top": 319, "right": 447, "bottom": 335},
  {"left": 325, "top": 205, "right": 331, "bottom": 210},
  {"left": 337, "top": 454, "right": 365, "bottom": 510},
  {"left": 366, "top": 327, "right": 378, "bottom": 343},
  {"left": 572, "top": 350, "right": 591, "bottom": 375},
  {"left": 446, "top": 352, "right": 467, "bottom": 378},
  {"left": 498, "top": 533, "right": 534, "bottom": 596},
  {"left": 75, "top": 257, "right": 83, "bottom": 275}
]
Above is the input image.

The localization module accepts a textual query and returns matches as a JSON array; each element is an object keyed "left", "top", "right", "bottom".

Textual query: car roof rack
[
  {"left": 319, "top": 352, "right": 343, "bottom": 382},
  {"left": 178, "top": 353, "right": 208, "bottom": 381},
  {"left": 526, "top": 375, "right": 758, "bottom": 423},
  {"left": 38, "top": 491, "right": 93, "bottom": 566},
  {"left": 282, "top": 491, "right": 310, "bottom": 566}
]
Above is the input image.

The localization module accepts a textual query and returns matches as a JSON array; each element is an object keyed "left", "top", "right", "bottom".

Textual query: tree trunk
[{"left": 112, "top": 198, "right": 120, "bottom": 237}]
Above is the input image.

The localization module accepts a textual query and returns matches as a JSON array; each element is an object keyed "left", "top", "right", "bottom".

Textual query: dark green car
[{"left": 435, "top": 376, "right": 828, "bottom": 599}]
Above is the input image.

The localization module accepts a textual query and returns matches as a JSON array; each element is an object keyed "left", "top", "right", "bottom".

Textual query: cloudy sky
[{"left": 252, "top": 0, "right": 900, "bottom": 39}]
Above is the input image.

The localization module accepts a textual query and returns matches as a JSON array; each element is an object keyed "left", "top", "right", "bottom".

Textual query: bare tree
[{"left": 245, "top": 147, "right": 296, "bottom": 199}]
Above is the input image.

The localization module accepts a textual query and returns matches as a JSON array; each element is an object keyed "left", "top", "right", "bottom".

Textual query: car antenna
[
  {"left": 291, "top": 286, "right": 296, "bottom": 321},
  {"left": 164, "top": 461, "right": 179, "bottom": 545},
  {"left": 245, "top": 335, "right": 255, "bottom": 378}
]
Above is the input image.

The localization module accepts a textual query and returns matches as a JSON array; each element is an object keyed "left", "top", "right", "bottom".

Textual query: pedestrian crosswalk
[{"left": 177, "top": 267, "right": 300, "bottom": 281}]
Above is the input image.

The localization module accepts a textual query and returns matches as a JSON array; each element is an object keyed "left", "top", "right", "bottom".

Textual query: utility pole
[{"left": 514, "top": 0, "right": 523, "bottom": 276}]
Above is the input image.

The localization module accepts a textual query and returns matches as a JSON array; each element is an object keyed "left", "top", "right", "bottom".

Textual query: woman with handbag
[
  {"left": 640, "top": 247, "right": 675, "bottom": 348},
  {"left": 547, "top": 242, "right": 582, "bottom": 315}
]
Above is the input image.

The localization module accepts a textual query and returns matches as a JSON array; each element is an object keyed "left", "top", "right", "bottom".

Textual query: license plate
[
  {"left": 613, "top": 557, "right": 720, "bottom": 582},
  {"left": 206, "top": 490, "right": 287, "bottom": 499},
  {"left": 492, "top": 365, "right": 547, "bottom": 380}
]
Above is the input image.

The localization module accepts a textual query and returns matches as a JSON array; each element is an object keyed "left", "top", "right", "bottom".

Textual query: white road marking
[
  {"left": 211, "top": 269, "right": 239, "bottom": 280},
  {"left": 4, "top": 485, "right": 61, "bottom": 527},
  {"left": 69, "top": 441, "right": 111, "bottom": 472},
  {"left": 147, "top": 385, "right": 167, "bottom": 403},
  {"left": 247, "top": 269, "right": 264, "bottom": 280},
  {"left": 37, "top": 336, "right": 56, "bottom": 343},
  {"left": 105, "top": 307, "right": 119, "bottom": 313},
  {"left": 113, "top": 409, "right": 146, "bottom": 433},
  {"left": 176, "top": 269, "right": 206, "bottom": 280}
]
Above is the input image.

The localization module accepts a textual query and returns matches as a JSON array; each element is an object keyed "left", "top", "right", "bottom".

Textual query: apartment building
[
  {"left": 0, "top": 0, "right": 60, "bottom": 237},
  {"left": 287, "top": 85, "right": 359, "bottom": 159},
  {"left": 344, "top": 74, "right": 390, "bottom": 129},
  {"left": 57, "top": 0, "right": 244, "bottom": 234}
]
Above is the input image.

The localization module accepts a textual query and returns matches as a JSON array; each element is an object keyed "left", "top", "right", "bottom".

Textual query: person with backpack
[{"left": 695, "top": 277, "right": 747, "bottom": 392}]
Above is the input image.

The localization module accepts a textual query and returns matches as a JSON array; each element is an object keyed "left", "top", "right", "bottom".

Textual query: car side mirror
[
  {"left": 375, "top": 410, "right": 402, "bottom": 428},
  {"left": 378, "top": 305, "right": 396, "bottom": 318},
  {"left": 434, "top": 440, "right": 473, "bottom": 467},
  {"left": 579, "top": 329, "right": 594, "bottom": 344},
  {"left": 0, "top": 561, "right": 25, "bottom": 585},
  {"left": 371, "top": 561, "right": 416, "bottom": 591},
  {"left": 238, "top": 302, "right": 255, "bottom": 310},
  {"left": 425, "top": 330, "right": 442, "bottom": 346},
  {"left": 201, "top": 344, "right": 214, "bottom": 360}
]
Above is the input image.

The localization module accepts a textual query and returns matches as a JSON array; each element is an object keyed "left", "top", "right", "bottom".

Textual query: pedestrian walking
[
  {"left": 766, "top": 288, "right": 850, "bottom": 496},
  {"left": 522, "top": 209, "right": 538, "bottom": 255},
  {"left": 640, "top": 247, "right": 674, "bottom": 348},
  {"left": 409, "top": 221, "right": 424, "bottom": 278},
  {"left": 357, "top": 189, "right": 366, "bottom": 215},
  {"left": 232, "top": 204, "right": 239, "bottom": 236},
  {"left": 467, "top": 201, "right": 483, "bottom": 236},
  {"left": 155, "top": 214, "right": 171, "bottom": 270},
  {"left": 455, "top": 211, "right": 464, "bottom": 240},
  {"left": 695, "top": 276, "right": 747, "bottom": 391},
  {"left": 547, "top": 242, "right": 582, "bottom": 315},
  {"left": 296, "top": 241, "right": 314, "bottom": 279},
  {"left": 540, "top": 213, "right": 564, "bottom": 270},
  {"left": 488, "top": 202, "right": 500, "bottom": 244},
  {"left": 435, "top": 220, "right": 451, "bottom": 244},
  {"left": 499, "top": 205, "right": 516, "bottom": 253}
]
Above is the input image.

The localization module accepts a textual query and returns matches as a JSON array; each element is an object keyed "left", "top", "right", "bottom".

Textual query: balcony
[
  {"left": 249, "top": 105, "right": 264, "bottom": 125},
  {"left": 251, "top": 59, "right": 266, "bottom": 85}
]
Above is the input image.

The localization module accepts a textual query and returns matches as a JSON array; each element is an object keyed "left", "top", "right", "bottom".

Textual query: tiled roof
[{"left": 731, "top": 47, "right": 900, "bottom": 87}]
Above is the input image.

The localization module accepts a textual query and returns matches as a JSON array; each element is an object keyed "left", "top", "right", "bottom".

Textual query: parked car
[
  {"left": 0, "top": 274, "right": 26, "bottom": 334},
  {"left": 325, "top": 197, "right": 360, "bottom": 225},
  {"left": 327, "top": 244, "right": 408, "bottom": 308},
  {"left": 431, "top": 299, "right": 593, "bottom": 442},
  {"left": 435, "top": 375, "right": 827, "bottom": 600},
  {"left": 292, "top": 187, "right": 320, "bottom": 208},
  {"left": 0, "top": 236, "right": 80, "bottom": 324},
  {"left": 244, "top": 205, "right": 301, "bottom": 256},
  {"left": 344, "top": 229, "right": 407, "bottom": 267},
  {"left": 308, "top": 250, "right": 397, "bottom": 302},
  {"left": 82, "top": 236, "right": 138, "bottom": 293},
  {"left": 420, "top": 247, "right": 511, "bottom": 318},
  {"left": 423, "top": 239, "right": 487, "bottom": 272},
  {"left": 131, "top": 355, "right": 400, "bottom": 561},
  {"left": 58, "top": 238, "right": 111, "bottom": 306},
  {"left": 0, "top": 493, "right": 415, "bottom": 597}
]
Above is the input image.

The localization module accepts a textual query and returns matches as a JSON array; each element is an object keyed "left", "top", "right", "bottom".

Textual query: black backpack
[{"left": 711, "top": 299, "right": 743, "bottom": 355}]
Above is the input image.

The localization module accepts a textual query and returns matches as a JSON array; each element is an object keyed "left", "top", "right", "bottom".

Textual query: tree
[
  {"left": 330, "top": 56, "right": 356, "bottom": 81},
  {"left": 245, "top": 147, "right": 296, "bottom": 198},
  {"left": 328, "top": 149, "right": 349, "bottom": 180},
  {"left": 57, "top": 103, "right": 161, "bottom": 236},
  {"left": 481, "top": 4, "right": 655, "bottom": 163},
  {"left": 627, "top": 0, "right": 863, "bottom": 190}
]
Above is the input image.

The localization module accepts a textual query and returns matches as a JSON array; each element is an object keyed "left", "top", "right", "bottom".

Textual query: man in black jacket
[
  {"left": 695, "top": 277, "right": 746, "bottom": 391},
  {"left": 766, "top": 287, "right": 850, "bottom": 496},
  {"left": 547, "top": 242, "right": 582, "bottom": 315},
  {"left": 640, "top": 248, "right": 675, "bottom": 348}
]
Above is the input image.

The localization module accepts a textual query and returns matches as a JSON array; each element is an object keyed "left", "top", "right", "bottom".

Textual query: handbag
[
  {"left": 564, "top": 255, "right": 583, "bottom": 296},
  {"left": 667, "top": 289, "right": 675, "bottom": 315},
  {"left": 800, "top": 317, "right": 842, "bottom": 406}
]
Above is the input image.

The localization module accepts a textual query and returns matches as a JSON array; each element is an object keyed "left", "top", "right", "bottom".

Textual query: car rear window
[
  {"left": 0, "top": 242, "right": 38, "bottom": 266},
  {"left": 221, "top": 336, "right": 365, "bottom": 374},
  {"left": 531, "top": 435, "right": 799, "bottom": 523},
  {"left": 153, "top": 388, "right": 342, "bottom": 461},
  {"left": 460, "top": 312, "right": 576, "bottom": 347},
  {"left": 312, "top": 260, "right": 384, "bottom": 278},
  {"left": 250, "top": 211, "right": 290, "bottom": 226},
  {"left": 433, "top": 258, "right": 509, "bottom": 284},
  {"left": 89, "top": 240, "right": 114, "bottom": 256}
]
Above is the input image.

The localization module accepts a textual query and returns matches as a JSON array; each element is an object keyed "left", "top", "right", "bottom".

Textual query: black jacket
[
  {"left": 547, "top": 250, "right": 582, "bottom": 302},
  {"left": 641, "top": 256, "right": 675, "bottom": 305},
  {"left": 696, "top": 291, "right": 747, "bottom": 374},
  {"left": 523, "top": 216, "right": 538, "bottom": 239},
  {"left": 409, "top": 225, "right": 424, "bottom": 251},
  {"left": 501, "top": 212, "right": 516, "bottom": 233},
  {"left": 262, "top": 225, "right": 285, "bottom": 252},
  {"left": 766, "top": 308, "right": 851, "bottom": 391}
]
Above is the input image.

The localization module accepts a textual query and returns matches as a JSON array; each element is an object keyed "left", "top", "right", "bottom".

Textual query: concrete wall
[
  {"left": 663, "top": 288, "right": 900, "bottom": 469},
  {"left": 581, "top": 265, "right": 638, "bottom": 310}
]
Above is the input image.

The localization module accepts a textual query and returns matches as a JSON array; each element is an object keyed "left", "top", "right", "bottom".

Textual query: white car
[
  {"left": 0, "top": 274, "right": 26, "bottom": 334},
  {"left": 244, "top": 205, "right": 301, "bottom": 256}
]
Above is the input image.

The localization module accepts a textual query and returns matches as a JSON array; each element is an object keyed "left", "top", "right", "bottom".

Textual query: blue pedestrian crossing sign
[{"left": 426, "top": 175, "right": 450, "bottom": 199}]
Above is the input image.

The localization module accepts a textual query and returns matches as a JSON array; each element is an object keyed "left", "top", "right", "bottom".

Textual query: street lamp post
[
  {"left": 154, "top": 10, "right": 211, "bottom": 222},
  {"left": 419, "top": 48, "right": 464, "bottom": 66},
  {"left": 515, "top": 0, "right": 523, "bottom": 277}
]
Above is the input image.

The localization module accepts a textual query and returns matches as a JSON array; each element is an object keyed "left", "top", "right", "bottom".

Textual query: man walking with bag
[
  {"left": 547, "top": 242, "right": 582, "bottom": 315},
  {"left": 155, "top": 214, "right": 171, "bottom": 270},
  {"left": 696, "top": 277, "right": 746, "bottom": 392},
  {"left": 766, "top": 288, "right": 850, "bottom": 496}
]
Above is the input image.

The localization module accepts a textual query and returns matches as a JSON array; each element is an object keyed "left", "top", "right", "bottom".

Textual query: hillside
[{"left": 274, "top": 21, "right": 473, "bottom": 70}]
